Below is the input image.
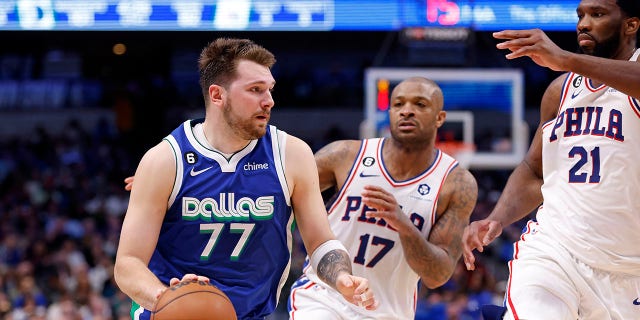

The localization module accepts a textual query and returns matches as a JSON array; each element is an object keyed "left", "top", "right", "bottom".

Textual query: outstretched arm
[
  {"left": 494, "top": 29, "right": 640, "bottom": 97},
  {"left": 462, "top": 74, "right": 566, "bottom": 270}
]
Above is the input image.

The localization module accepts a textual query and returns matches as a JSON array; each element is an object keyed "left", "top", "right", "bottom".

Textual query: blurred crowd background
[{"left": 0, "top": 26, "right": 576, "bottom": 320}]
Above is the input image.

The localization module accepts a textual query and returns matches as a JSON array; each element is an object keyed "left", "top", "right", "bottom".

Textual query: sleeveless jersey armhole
[
  {"left": 271, "top": 126, "right": 291, "bottom": 207},
  {"left": 163, "top": 135, "right": 183, "bottom": 208}
]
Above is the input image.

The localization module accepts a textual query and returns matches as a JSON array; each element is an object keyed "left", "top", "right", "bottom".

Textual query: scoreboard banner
[{"left": 0, "top": 0, "right": 579, "bottom": 31}]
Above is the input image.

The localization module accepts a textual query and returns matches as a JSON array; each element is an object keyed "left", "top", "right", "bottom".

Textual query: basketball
[{"left": 152, "top": 280, "right": 237, "bottom": 320}]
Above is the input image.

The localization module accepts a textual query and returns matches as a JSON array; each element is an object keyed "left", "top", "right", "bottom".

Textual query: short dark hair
[
  {"left": 198, "top": 38, "right": 276, "bottom": 98},
  {"left": 617, "top": 0, "right": 640, "bottom": 19}
]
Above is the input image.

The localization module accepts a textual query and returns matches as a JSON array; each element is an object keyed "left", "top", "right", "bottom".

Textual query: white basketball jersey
[
  {"left": 304, "top": 138, "right": 458, "bottom": 319},
  {"left": 537, "top": 49, "right": 640, "bottom": 276}
]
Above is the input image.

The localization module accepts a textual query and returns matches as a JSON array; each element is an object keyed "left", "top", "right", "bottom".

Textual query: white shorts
[
  {"left": 503, "top": 221, "right": 640, "bottom": 320},
  {"left": 287, "top": 276, "right": 377, "bottom": 320}
]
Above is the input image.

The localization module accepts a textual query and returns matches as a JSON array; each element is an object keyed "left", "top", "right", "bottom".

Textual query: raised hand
[{"left": 493, "top": 29, "right": 570, "bottom": 71}]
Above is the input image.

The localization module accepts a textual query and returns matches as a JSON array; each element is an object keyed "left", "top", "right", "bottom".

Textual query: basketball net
[{"left": 435, "top": 141, "right": 476, "bottom": 169}]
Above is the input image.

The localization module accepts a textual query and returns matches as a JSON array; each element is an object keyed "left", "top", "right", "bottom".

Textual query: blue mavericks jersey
[{"left": 140, "top": 119, "right": 294, "bottom": 320}]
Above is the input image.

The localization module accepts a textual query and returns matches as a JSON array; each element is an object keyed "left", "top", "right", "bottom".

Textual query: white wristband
[{"left": 310, "top": 239, "right": 348, "bottom": 273}]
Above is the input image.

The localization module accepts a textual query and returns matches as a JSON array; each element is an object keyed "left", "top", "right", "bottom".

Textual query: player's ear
[
  {"left": 435, "top": 110, "right": 447, "bottom": 128},
  {"left": 623, "top": 16, "right": 639, "bottom": 36},
  {"left": 208, "top": 84, "right": 226, "bottom": 107}
]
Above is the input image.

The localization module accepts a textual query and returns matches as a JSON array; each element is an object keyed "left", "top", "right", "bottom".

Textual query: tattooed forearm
[
  {"left": 399, "top": 223, "right": 454, "bottom": 288},
  {"left": 400, "top": 167, "right": 477, "bottom": 288},
  {"left": 401, "top": 206, "right": 465, "bottom": 286},
  {"left": 317, "top": 249, "right": 352, "bottom": 289},
  {"left": 429, "top": 168, "right": 478, "bottom": 262}
]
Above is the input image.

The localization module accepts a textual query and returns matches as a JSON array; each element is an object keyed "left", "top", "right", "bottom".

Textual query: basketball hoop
[{"left": 436, "top": 141, "right": 476, "bottom": 169}]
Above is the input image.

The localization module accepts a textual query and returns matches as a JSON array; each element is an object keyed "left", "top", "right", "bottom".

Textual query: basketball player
[
  {"left": 462, "top": 0, "right": 640, "bottom": 319},
  {"left": 113, "top": 38, "right": 377, "bottom": 320},
  {"left": 287, "top": 77, "right": 478, "bottom": 319}
]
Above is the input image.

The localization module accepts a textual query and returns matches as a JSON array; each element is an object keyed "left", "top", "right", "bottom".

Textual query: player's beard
[
  {"left": 577, "top": 29, "right": 621, "bottom": 58},
  {"left": 223, "top": 97, "right": 267, "bottom": 140},
  {"left": 389, "top": 122, "right": 432, "bottom": 149}
]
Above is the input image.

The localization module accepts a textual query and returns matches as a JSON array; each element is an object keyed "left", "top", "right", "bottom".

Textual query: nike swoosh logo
[
  {"left": 571, "top": 90, "right": 582, "bottom": 99},
  {"left": 634, "top": 298, "right": 640, "bottom": 305},
  {"left": 190, "top": 166, "right": 213, "bottom": 176},
  {"left": 359, "top": 172, "right": 379, "bottom": 178}
]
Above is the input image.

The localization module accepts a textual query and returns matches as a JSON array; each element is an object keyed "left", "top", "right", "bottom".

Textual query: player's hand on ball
[
  {"left": 153, "top": 280, "right": 236, "bottom": 320},
  {"left": 335, "top": 273, "right": 378, "bottom": 310},
  {"left": 154, "top": 274, "right": 211, "bottom": 300},
  {"left": 168, "top": 273, "right": 210, "bottom": 287}
]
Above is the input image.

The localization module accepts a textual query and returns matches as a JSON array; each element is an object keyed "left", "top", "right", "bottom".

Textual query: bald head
[{"left": 391, "top": 77, "right": 444, "bottom": 111}]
